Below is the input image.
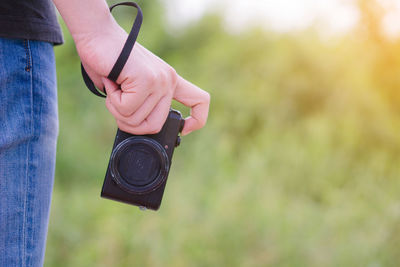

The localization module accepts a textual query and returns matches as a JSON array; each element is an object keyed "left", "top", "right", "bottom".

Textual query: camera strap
[{"left": 80, "top": 2, "right": 143, "bottom": 98}]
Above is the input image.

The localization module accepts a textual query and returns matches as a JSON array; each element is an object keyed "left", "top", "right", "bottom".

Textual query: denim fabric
[{"left": 0, "top": 38, "right": 58, "bottom": 267}]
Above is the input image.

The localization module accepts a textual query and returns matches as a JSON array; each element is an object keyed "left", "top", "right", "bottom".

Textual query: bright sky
[{"left": 163, "top": 0, "right": 400, "bottom": 37}]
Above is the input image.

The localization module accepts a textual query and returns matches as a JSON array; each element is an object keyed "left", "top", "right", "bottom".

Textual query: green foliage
[{"left": 46, "top": 1, "right": 400, "bottom": 266}]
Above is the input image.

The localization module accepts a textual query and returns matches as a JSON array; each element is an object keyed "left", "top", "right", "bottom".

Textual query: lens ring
[{"left": 110, "top": 137, "right": 169, "bottom": 194}]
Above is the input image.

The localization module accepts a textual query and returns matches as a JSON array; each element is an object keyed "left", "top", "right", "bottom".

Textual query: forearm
[{"left": 52, "top": 0, "right": 123, "bottom": 42}]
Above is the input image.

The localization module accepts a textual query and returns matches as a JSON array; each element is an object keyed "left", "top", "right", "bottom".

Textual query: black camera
[{"left": 101, "top": 109, "right": 185, "bottom": 210}]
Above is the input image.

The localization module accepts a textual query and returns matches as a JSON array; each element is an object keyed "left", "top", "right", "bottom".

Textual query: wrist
[
  {"left": 72, "top": 20, "right": 126, "bottom": 50},
  {"left": 71, "top": 15, "right": 124, "bottom": 43},
  {"left": 73, "top": 19, "right": 129, "bottom": 80}
]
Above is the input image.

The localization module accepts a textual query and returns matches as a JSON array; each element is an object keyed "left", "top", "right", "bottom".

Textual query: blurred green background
[{"left": 45, "top": 0, "right": 400, "bottom": 266}]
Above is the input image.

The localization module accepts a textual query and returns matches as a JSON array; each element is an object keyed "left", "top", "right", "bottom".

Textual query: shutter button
[{"left": 175, "top": 136, "right": 181, "bottom": 147}]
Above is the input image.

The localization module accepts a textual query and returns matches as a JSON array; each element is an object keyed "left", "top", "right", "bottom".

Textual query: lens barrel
[{"left": 110, "top": 137, "right": 169, "bottom": 194}]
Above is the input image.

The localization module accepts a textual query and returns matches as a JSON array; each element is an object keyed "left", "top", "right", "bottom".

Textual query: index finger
[
  {"left": 173, "top": 76, "right": 210, "bottom": 135},
  {"left": 103, "top": 77, "right": 149, "bottom": 117}
]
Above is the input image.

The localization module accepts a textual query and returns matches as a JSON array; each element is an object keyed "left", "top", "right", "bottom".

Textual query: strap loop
[{"left": 80, "top": 2, "right": 143, "bottom": 98}]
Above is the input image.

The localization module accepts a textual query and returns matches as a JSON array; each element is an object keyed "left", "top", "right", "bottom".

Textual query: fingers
[
  {"left": 115, "top": 95, "right": 172, "bottom": 135},
  {"left": 103, "top": 74, "right": 210, "bottom": 136},
  {"left": 103, "top": 75, "right": 171, "bottom": 135},
  {"left": 105, "top": 92, "right": 162, "bottom": 127},
  {"left": 173, "top": 76, "right": 210, "bottom": 135},
  {"left": 130, "top": 93, "right": 163, "bottom": 125},
  {"left": 144, "top": 94, "right": 172, "bottom": 131},
  {"left": 102, "top": 77, "right": 149, "bottom": 117}
]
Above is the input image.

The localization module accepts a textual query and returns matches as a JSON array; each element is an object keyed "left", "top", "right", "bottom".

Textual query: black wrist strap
[{"left": 81, "top": 1, "right": 143, "bottom": 98}]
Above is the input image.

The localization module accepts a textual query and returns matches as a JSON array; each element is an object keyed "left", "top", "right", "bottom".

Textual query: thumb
[{"left": 173, "top": 76, "right": 210, "bottom": 135}]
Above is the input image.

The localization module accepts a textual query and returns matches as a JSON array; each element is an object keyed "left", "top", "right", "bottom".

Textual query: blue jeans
[{"left": 0, "top": 38, "right": 58, "bottom": 267}]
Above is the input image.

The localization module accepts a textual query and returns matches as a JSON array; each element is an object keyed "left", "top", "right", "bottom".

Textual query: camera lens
[
  {"left": 117, "top": 144, "right": 161, "bottom": 186},
  {"left": 110, "top": 137, "right": 169, "bottom": 194}
]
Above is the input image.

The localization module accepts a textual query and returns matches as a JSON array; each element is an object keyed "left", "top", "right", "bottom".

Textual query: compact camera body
[{"left": 101, "top": 109, "right": 185, "bottom": 210}]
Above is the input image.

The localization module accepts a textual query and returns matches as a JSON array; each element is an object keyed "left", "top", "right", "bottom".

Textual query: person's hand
[{"left": 74, "top": 22, "right": 210, "bottom": 136}]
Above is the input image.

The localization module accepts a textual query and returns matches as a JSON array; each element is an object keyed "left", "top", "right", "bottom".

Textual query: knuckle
[
  {"left": 197, "top": 111, "right": 209, "bottom": 129},
  {"left": 119, "top": 106, "right": 133, "bottom": 117},
  {"left": 159, "top": 69, "right": 168, "bottom": 84},
  {"left": 167, "top": 66, "right": 178, "bottom": 87},
  {"left": 202, "top": 118, "right": 208, "bottom": 127},
  {"left": 198, "top": 118, "right": 207, "bottom": 129},
  {"left": 143, "top": 70, "right": 157, "bottom": 87},
  {"left": 159, "top": 66, "right": 178, "bottom": 91},
  {"left": 202, "top": 91, "right": 211, "bottom": 104}
]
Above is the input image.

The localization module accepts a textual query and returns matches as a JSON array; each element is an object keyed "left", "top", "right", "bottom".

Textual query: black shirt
[{"left": 0, "top": 0, "right": 63, "bottom": 45}]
